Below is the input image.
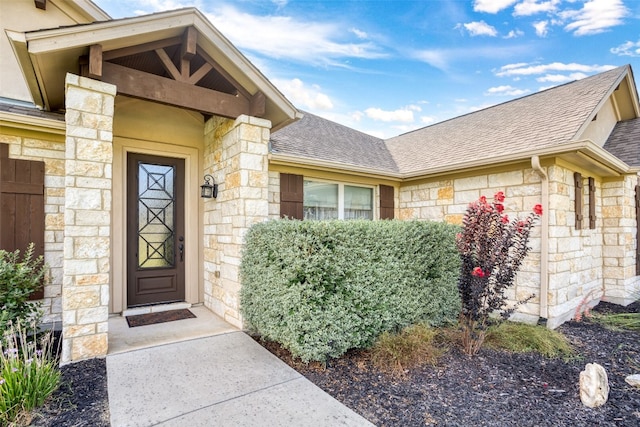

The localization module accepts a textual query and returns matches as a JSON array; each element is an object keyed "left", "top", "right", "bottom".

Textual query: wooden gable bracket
[
  {"left": 35, "top": 0, "right": 46, "bottom": 10},
  {"left": 588, "top": 177, "right": 596, "bottom": 229},
  {"left": 79, "top": 44, "right": 104, "bottom": 80},
  {"left": 574, "top": 172, "right": 583, "bottom": 229}
]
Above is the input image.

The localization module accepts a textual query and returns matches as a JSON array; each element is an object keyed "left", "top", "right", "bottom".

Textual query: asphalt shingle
[{"left": 604, "top": 117, "right": 640, "bottom": 167}]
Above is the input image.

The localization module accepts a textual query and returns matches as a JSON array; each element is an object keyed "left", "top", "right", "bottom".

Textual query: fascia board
[
  {"left": 0, "top": 111, "right": 66, "bottom": 135},
  {"left": 401, "top": 140, "right": 630, "bottom": 181},
  {"left": 5, "top": 30, "right": 44, "bottom": 109},
  {"left": 269, "top": 153, "right": 403, "bottom": 181}
]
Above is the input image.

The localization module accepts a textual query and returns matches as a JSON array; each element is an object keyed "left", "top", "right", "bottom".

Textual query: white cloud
[
  {"left": 412, "top": 49, "right": 450, "bottom": 70},
  {"left": 560, "top": 0, "right": 628, "bottom": 36},
  {"left": 504, "top": 29, "right": 524, "bottom": 39},
  {"left": 364, "top": 107, "right": 416, "bottom": 123},
  {"left": 495, "top": 62, "right": 615, "bottom": 77},
  {"left": 485, "top": 85, "right": 530, "bottom": 96},
  {"left": 272, "top": 78, "right": 334, "bottom": 111},
  {"left": 473, "top": 0, "right": 517, "bottom": 14},
  {"left": 533, "top": 20, "right": 549, "bottom": 37},
  {"left": 536, "top": 72, "right": 588, "bottom": 83},
  {"left": 458, "top": 21, "right": 499, "bottom": 37},
  {"left": 514, "top": 0, "right": 560, "bottom": 17},
  {"left": 420, "top": 116, "right": 436, "bottom": 124},
  {"left": 350, "top": 28, "right": 368, "bottom": 39},
  {"left": 611, "top": 40, "right": 640, "bottom": 57},
  {"left": 204, "top": 5, "right": 386, "bottom": 66}
]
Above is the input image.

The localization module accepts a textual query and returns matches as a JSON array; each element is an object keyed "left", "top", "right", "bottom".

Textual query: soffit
[{"left": 16, "top": 8, "right": 299, "bottom": 129}]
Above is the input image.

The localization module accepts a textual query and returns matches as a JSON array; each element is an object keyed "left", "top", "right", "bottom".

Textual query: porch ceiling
[{"left": 10, "top": 8, "right": 300, "bottom": 130}]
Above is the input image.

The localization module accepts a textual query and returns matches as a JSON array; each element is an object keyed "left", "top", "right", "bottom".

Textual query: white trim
[
  {"left": 112, "top": 137, "right": 201, "bottom": 314},
  {"left": 0, "top": 111, "right": 65, "bottom": 134}
]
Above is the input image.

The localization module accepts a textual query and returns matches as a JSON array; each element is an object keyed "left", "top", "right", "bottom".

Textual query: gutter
[{"left": 531, "top": 155, "right": 549, "bottom": 322}]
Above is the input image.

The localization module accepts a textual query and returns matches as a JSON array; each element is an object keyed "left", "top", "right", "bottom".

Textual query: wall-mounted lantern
[{"left": 200, "top": 174, "right": 218, "bottom": 199}]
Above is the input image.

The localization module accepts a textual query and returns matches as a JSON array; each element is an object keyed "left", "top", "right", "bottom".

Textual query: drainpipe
[{"left": 531, "top": 155, "right": 549, "bottom": 323}]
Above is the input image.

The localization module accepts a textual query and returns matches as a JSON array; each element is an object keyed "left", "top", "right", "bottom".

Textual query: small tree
[{"left": 456, "top": 192, "right": 542, "bottom": 355}]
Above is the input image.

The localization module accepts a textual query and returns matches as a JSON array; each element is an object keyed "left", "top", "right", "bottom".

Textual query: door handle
[{"left": 178, "top": 236, "right": 184, "bottom": 262}]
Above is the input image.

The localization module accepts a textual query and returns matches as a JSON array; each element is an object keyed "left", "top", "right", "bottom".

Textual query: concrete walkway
[{"left": 106, "top": 307, "right": 373, "bottom": 426}]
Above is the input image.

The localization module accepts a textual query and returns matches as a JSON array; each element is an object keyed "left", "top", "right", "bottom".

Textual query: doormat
[{"left": 126, "top": 309, "right": 196, "bottom": 328}]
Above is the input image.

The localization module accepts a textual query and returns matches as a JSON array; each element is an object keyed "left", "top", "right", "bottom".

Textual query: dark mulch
[
  {"left": 28, "top": 358, "right": 109, "bottom": 427},
  {"left": 258, "top": 301, "right": 640, "bottom": 426},
  {"left": 23, "top": 301, "right": 640, "bottom": 426}
]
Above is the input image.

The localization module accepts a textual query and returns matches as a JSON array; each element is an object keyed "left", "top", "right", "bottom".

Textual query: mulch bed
[
  {"left": 258, "top": 301, "right": 640, "bottom": 426},
  {"left": 25, "top": 301, "right": 640, "bottom": 426}
]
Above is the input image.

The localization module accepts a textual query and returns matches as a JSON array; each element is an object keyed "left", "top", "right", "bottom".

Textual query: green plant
[
  {"left": 0, "top": 320, "right": 61, "bottom": 425},
  {"left": 0, "top": 244, "right": 47, "bottom": 338},
  {"left": 240, "top": 219, "right": 461, "bottom": 362},
  {"left": 593, "top": 313, "right": 640, "bottom": 331},
  {"left": 370, "top": 323, "right": 447, "bottom": 374},
  {"left": 485, "top": 321, "right": 574, "bottom": 359},
  {"left": 456, "top": 192, "right": 542, "bottom": 355}
]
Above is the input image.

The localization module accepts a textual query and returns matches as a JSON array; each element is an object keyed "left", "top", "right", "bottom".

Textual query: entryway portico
[{"left": 9, "top": 8, "right": 300, "bottom": 363}]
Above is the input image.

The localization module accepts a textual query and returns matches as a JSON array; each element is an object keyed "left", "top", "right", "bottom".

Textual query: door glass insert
[{"left": 137, "top": 162, "right": 176, "bottom": 268}]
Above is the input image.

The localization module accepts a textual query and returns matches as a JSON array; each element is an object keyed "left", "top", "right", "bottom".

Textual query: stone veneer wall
[
  {"left": 398, "top": 167, "right": 544, "bottom": 323},
  {"left": 203, "top": 115, "right": 271, "bottom": 328},
  {"left": 268, "top": 171, "right": 281, "bottom": 219},
  {"left": 545, "top": 165, "right": 603, "bottom": 328},
  {"left": 61, "top": 74, "right": 115, "bottom": 363},
  {"left": 0, "top": 130, "right": 65, "bottom": 324},
  {"left": 601, "top": 174, "right": 640, "bottom": 305}
]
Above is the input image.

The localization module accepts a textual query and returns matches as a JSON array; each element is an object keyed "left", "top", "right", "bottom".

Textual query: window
[{"left": 303, "top": 180, "right": 373, "bottom": 220}]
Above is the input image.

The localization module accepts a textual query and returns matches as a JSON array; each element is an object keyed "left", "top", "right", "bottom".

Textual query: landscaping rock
[
  {"left": 626, "top": 374, "right": 640, "bottom": 388},
  {"left": 580, "top": 363, "right": 609, "bottom": 408}
]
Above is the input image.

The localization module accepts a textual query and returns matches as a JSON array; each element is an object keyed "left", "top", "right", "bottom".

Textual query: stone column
[
  {"left": 62, "top": 74, "right": 115, "bottom": 363},
  {"left": 202, "top": 115, "right": 270, "bottom": 328},
  {"left": 602, "top": 175, "right": 640, "bottom": 305}
]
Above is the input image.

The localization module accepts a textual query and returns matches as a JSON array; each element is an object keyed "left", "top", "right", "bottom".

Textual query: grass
[
  {"left": 369, "top": 320, "right": 576, "bottom": 374},
  {"left": 485, "top": 321, "right": 575, "bottom": 360},
  {"left": 592, "top": 313, "right": 640, "bottom": 332},
  {"left": 370, "top": 324, "right": 448, "bottom": 374}
]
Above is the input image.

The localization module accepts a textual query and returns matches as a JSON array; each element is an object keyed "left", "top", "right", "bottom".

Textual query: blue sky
[{"left": 95, "top": 0, "right": 640, "bottom": 139}]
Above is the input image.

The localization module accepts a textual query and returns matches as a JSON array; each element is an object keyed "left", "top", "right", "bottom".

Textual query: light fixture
[{"left": 200, "top": 174, "right": 218, "bottom": 199}]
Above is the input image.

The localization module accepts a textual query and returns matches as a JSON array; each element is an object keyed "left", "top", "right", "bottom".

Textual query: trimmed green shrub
[{"left": 240, "top": 219, "right": 460, "bottom": 362}]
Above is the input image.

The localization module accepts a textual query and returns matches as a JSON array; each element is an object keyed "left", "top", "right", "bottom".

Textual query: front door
[{"left": 127, "top": 153, "right": 185, "bottom": 307}]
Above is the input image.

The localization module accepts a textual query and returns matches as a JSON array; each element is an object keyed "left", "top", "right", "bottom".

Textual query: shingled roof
[
  {"left": 270, "top": 111, "right": 399, "bottom": 173},
  {"left": 604, "top": 118, "right": 640, "bottom": 168},
  {"left": 385, "top": 65, "right": 630, "bottom": 175},
  {"left": 271, "top": 66, "right": 635, "bottom": 177}
]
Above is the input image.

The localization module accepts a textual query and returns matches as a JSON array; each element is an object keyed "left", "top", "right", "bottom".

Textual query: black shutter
[
  {"left": 280, "top": 173, "right": 303, "bottom": 219},
  {"left": 380, "top": 185, "right": 394, "bottom": 219}
]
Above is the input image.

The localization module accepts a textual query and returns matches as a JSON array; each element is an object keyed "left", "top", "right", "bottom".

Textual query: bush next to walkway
[{"left": 240, "top": 219, "right": 461, "bottom": 362}]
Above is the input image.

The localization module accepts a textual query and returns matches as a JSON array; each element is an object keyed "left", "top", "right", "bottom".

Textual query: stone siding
[
  {"left": 61, "top": 74, "right": 115, "bottom": 363},
  {"left": 0, "top": 132, "right": 65, "bottom": 324},
  {"left": 203, "top": 115, "right": 271, "bottom": 328},
  {"left": 399, "top": 167, "right": 544, "bottom": 323}
]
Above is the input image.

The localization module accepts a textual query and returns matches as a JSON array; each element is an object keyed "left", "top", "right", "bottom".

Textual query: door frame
[{"left": 112, "top": 137, "right": 202, "bottom": 314}]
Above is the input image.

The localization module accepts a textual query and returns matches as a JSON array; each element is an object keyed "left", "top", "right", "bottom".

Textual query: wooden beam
[
  {"left": 88, "top": 44, "right": 103, "bottom": 79},
  {"left": 182, "top": 27, "right": 197, "bottom": 61},
  {"left": 188, "top": 63, "right": 213, "bottom": 85},
  {"left": 197, "top": 47, "right": 252, "bottom": 100},
  {"left": 102, "top": 62, "right": 251, "bottom": 118},
  {"left": 155, "top": 48, "right": 184, "bottom": 82},
  {"left": 34, "top": 0, "right": 46, "bottom": 10},
  {"left": 103, "top": 37, "right": 182, "bottom": 61},
  {"left": 250, "top": 91, "right": 266, "bottom": 118}
]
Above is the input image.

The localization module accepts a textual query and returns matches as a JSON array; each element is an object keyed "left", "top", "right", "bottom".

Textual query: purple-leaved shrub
[{"left": 456, "top": 191, "right": 542, "bottom": 355}]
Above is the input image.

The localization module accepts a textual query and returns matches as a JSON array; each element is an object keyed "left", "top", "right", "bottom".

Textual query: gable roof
[
  {"left": 385, "top": 65, "right": 632, "bottom": 176},
  {"left": 604, "top": 118, "right": 640, "bottom": 168},
  {"left": 7, "top": 8, "right": 300, "bottom": 130},
  {"left": 271, "top": 111, "right": 399, "bottom": 174}
]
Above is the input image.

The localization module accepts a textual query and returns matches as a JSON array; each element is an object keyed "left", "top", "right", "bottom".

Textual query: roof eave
[
  {"left": 0, "top": 110, "right": 66, "bottom": 135},
  {"left": 21, "top": 8, "right": 298, "bottom": 127},
  {"left": 402, "top": 140, "right": 631, "bottom": 181},
  {"left": 269, "top": 153, "right": 402, "bottom": 181}
]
